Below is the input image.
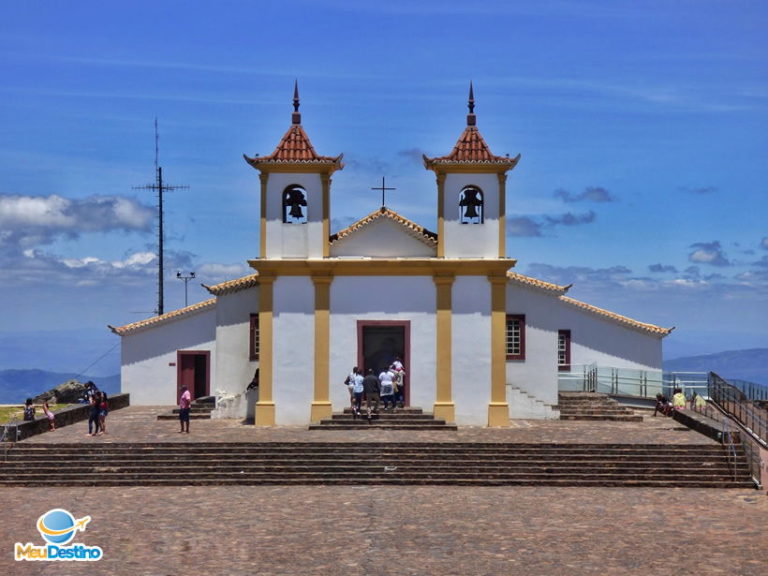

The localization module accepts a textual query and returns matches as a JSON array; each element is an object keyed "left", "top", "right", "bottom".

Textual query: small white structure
[{"left": 110, "top": 85, "right": 672, "bottom": 426}]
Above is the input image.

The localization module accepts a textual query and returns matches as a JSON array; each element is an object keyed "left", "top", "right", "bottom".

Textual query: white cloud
[
  {"left": 688, "top": 241, "right": 731, "bottom": 267},
  {"left": 0, "top": 194, "right": 154, "bottom": 250},
  {"left": 113, "top": 252, "right": 156, "bottom": 269},
  {"left": 197, "top": 262, "right": 250, "bottom": 282}
]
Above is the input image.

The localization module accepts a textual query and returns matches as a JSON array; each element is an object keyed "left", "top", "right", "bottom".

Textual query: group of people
[
  {"left": 85, "top": 382, "right": 109, "bottom": 436},
  {"left": 344, "top": 357, "right": 405, "bottom": 421},
  {"left": 653, "top": 388, "right": 705, "bottom": 417},
  {"left": 23, "top": 398, "right": 57, "bottom": 431}
]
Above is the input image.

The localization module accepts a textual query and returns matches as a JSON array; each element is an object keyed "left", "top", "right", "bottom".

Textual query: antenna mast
[{"left": 134, "top": 119, "right": 189, "bottom": 316}]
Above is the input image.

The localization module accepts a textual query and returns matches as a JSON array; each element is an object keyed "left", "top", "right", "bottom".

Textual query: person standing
[
  {"left": 362, "top": 369, "right": 381, "bottom": 422},
  {"left": 391, "top": 356, "right": 405, "bottom": 407},
  {"left": 344, "top": 366, "right": 359, "bottom": 411},
  {"left": 179, "top": 385, "right": 192, "bottom": 433},
  {"left": 379, "top": 366, "right": 396, "bottom": 412},
  {"left": 88, "top": 392, "right": 101, "bottom": 436},
  {"left": 351, "top": 369, "right": 365, "bottom": 419},
  {"left": 42, "top": 402, "right": 56, "bottom": 431},
  {"left": 23, "top": 398, "right": 35, "bottom": 421},
  {"left": 98, "top": 392, "right": 109, "bottom": 434}
]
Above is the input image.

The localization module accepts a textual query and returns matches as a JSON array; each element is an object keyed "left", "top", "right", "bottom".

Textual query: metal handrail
[{"left": 708, "top": 372, "right": 768, "bottom": 446}]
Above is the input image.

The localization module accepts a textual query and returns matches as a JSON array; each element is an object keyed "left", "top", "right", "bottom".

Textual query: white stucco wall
[
  {"left": 328, "top": 276, "right": 437, "bottom": 415},
  {"left": 452, "top": 276, "right": 493, "bottom": 425},
  {"left": 214, "top": 287, "right": 259, "bottom": 403},
  {"left": 120, "top": 307, "right": 217, "bottom": 406},
  {"left": 558, "top": 301, "right": 664, "bottom": 370},
  {"left": 506, "top": 284, "right": 560, "bottom": 406},
  {"left": 264, "top": 173, "right": 325, "bottom": 259},
  {"left": 330, "top": 218, "right": 436, "bottom": 258},
  {"left": 272, "top": 276, "right": 316, "bottom": 424},
  {"left": 505, "top": 283, "right": 665, "bottom": 407},
  {"left": 442, "top": 173, "right": 500, "bottom": 258}
]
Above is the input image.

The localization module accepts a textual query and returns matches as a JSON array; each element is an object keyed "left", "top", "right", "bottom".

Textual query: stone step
[
  {"left": 309, "top": 424, "right": 459, "bottom": 430},
  {"left": 342, "top": 407, "right": 424, "bottom": 414},
  {"left": 559, "top": 415, "right": 644, "bottom": 422},
  {"left": 6, "top": 442, "right": 736, "bottom": 456},
  {"left": 313, "top": 406, "right": 455, "bottom": 430},
  {"left": 556, "top": 392, "right": 641, "bottom": 421},
  {"left": 0, "top": 474, "right": 753, "bottom": 489},
  {"left": 156, "top": 413, "right": 213, "bottom": 420},
  {"left": 0, "top": 458, "right": 749, "bottom": 473},
  {"left": 332, "top": 413, "right": 436, "bottom": 419},
  {"left": 0, "top": 441, "right": 752, "bottom": 488}
]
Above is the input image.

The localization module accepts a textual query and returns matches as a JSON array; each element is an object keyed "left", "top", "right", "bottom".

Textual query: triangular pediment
[{"left": 329, "top": 207, "right": 437, "bottom": 258}]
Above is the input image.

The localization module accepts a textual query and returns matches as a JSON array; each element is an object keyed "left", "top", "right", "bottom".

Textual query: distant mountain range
[
  {"left": 664, "top": 348, "right": 768, "bottom": 387},
  {"left": 0, "top": 369, "right": 120, "bottom": 405}
]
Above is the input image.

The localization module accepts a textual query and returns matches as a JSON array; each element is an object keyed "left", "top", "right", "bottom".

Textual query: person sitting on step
[{"left": 653, "top": 393, "right": 672, "bottom": 417}]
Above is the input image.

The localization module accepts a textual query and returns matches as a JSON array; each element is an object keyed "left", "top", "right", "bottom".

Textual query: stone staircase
[
  {"left": 309, "top": 407, "right": 457, "bottom": 430},
  {"left": 157, "top": 396, "right": 215, "bottom": 421},
  {"left": 0, "top": 442, "right": 753, "bottom": 488},
  {"left": 557, "top": 392, "right": 643, "bottom": 422}
]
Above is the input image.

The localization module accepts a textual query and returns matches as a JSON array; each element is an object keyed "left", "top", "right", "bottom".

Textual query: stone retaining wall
[{"left": 1, "top": 393, "right": 130, "bottom": 441}]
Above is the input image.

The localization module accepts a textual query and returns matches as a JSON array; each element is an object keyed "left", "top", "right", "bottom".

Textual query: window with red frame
[
  {"left": 558, "top": 329, "right": 571, "bottom": 371},
  {"left": 249, "top": 314, "right": 260, "bottom": 361},
  {"left": 506, "top": 314, "right": 525, "bottom": 360}
]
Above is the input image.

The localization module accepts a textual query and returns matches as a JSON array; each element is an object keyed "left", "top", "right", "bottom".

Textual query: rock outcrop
[{"left": 32, "top": 380, "right": 90, "bottom": 404}]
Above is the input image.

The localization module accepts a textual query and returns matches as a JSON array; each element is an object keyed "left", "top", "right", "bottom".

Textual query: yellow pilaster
[
  {"left": 498, "top": 172, "right": 507, "bottom": 258},
  {"left": 488, "top": 274, "right": 510, "bottom": 426},
  {"left": 321, "top": 173, "right": 331, "bottom": 258},
  {"left": 433, "top": 275, "right": 455, "bottom": 422},
  {"left": 259, "top": 173, "right": 269, "bottom": 259},
  {"left": 436, "top": 172, "right": 446, "bottom": 258},
  {"left": 310, "top": 274, "right": 333, "bottom": 422},
  {"left": 255, "top": 275, "right": 276, "bottom": 426}
]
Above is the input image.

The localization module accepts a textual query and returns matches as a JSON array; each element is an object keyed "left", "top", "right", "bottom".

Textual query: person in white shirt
[
  {"left": 344, "top": 367, "right": 358, "bottom": 411},
  {"left": 379, "top": 367, "right": 397, "bottom": 412},
  {"left": 391, "top": 357, "right": 405, "bottom": 407}
]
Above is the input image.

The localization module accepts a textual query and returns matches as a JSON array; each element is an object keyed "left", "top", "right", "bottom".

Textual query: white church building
[{"left": 110, "top": 85, "right": 672, "bottom": 427}]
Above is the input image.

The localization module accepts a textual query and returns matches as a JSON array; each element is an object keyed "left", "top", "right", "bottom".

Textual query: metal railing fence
[
  {"left": 708, "top": 372, "right": 767, "bottom": 446},
  {"left": 558, "top": 364, "right": 709, "bottom": 400}
]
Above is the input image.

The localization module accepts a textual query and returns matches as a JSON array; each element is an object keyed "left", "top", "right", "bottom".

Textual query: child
[
  {"left": 98, "top": 392, "right": 109, "bottom": 434},
  {"left": 42, "top": 402, "right": 56, "bottom": 431}
]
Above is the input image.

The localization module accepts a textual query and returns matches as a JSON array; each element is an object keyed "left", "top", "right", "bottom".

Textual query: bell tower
[
  {"left": 423, "top": 83, "right": 520, "bottom": 259},
  {"left": 244, "top": 82, "right": 344, "bottom": 259}
]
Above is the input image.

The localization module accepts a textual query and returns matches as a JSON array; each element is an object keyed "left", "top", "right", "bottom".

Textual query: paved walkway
[{"left": 3, "top": 406, "right": 766, "bottom": 576}]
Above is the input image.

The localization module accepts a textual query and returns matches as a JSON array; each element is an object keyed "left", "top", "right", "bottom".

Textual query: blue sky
[{"left": 0, "top": 0, "right": 766, "bottom": 376}]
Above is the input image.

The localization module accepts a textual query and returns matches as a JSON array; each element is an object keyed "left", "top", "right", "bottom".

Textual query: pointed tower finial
[
  {"left": 292, "top": 80, "right": 301, "bottom": 124},
  {"left": 467, "top": 81, "right": 476, "bottom": 126}
]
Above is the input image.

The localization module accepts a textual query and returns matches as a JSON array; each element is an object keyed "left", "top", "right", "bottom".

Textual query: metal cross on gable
[{"left": 371, "top": 176, "right": 396, "bottom": 208}]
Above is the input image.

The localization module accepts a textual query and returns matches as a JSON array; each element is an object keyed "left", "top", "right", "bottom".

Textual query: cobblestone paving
[
  {"left": 3, "top": 406, "right": 765, "bottom": 576},
  {"left": 2, "top": 485, "right": 766, "bottom": 576}
]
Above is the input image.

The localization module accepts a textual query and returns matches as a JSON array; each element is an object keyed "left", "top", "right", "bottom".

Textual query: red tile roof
[
  {"left": 202, "top": 273, "right": 260, "bottom": 296},
  {"left": 507, "top": 272, "right": 570, "bottom": 293},
  {"left": 245, "top": 124, "right": 343, "bottom": 166},
  {"left": 559, "top": 296, "right": 674, "bottom": 336},
  {"left": 424, "top": 121, "right": 520, "bottom": 168},
  {"left": 108, "top": 298, "right": 216, "bottom": 336}
]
